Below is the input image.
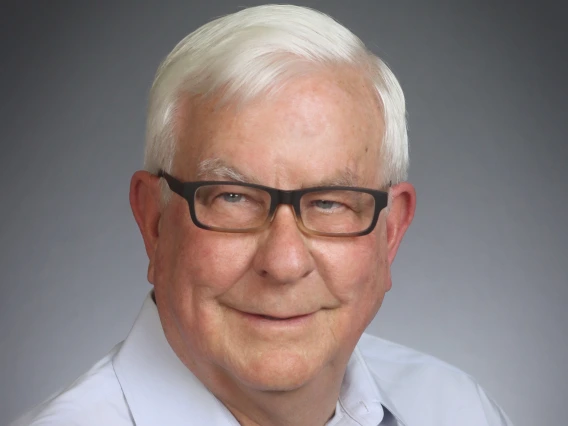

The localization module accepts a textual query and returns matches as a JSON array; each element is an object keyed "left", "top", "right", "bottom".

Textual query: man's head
[{"left": 130, "top": 3, "right": 415, "bottom": 402}]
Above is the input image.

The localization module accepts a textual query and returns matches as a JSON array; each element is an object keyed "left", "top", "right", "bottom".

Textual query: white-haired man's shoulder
[
  {"left": 10, "top": 344, "right": 132, "bottom": 426},
  {"left": 358, "top": 333, "right": 513, "bottom": 425}
]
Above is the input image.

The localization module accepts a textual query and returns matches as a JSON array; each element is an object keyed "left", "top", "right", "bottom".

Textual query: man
[{"left": 13, "top": 4, "right": 512, "bottom": 426}]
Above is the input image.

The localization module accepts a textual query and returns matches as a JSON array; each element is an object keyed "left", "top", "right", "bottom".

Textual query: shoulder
[
  {"left": 358, "top": 332, "right": 469, "bottom": 380},
  {"left": 11, "top": 345, "right": 133, "bottom": 426},
  {"left": 357, "top": 333, "right": 513, "bottom": 425}
]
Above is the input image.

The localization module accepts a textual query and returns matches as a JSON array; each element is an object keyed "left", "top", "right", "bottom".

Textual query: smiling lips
[
  {"left": 254, "top": 313, "right": 313, "bottom": 321},
  {"left": 237, "top": 310, "right": 316, "bottom": 322}
]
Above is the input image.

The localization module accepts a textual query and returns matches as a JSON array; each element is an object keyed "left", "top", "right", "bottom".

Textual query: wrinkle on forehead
[
  {"left": 274, "top": 68, "right": 380, "bottom": 136},
  {"left": 175, "top": 65, "right": 381, "bottom": 139},
  {"left": 173, "top": 67, "right": 384, "bottom": 186}
]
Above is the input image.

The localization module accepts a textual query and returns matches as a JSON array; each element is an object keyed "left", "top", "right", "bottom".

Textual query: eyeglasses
[{"left": 158, "top": 170, "right": 389, "bottom": 237}]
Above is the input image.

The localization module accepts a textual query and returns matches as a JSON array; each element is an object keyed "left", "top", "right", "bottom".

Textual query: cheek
[
  {"left": 158, "top": 226, "right": 258, "bottom": 299},
  {"left": 320, "top": 237, "right": 380, "bottom": 292},
  {"left": 316, "top": 233, "right": 386, "bottom": 301},
  {"left": 153, "top": 214, "right": 259, "bottom": 352}
]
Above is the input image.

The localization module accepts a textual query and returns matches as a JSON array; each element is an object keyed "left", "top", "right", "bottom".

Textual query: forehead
[{"left": 174, "top": 68, "right": 384, "bottom": 187}]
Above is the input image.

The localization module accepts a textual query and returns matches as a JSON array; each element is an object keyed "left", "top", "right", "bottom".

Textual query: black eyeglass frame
[{"left": 158, "top": 170, "right": 389, "bottom": 237}]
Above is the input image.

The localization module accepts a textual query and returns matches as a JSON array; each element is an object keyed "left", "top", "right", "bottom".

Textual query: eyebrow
[
  {"left": 196, "top": 157, "right": 360, "bottom": 188},
  {"left": 315, "top": 168, "right": 359, "bottom": 187},
  {"left": 196, "top": 158, "right": 260, "bottom": 184}
]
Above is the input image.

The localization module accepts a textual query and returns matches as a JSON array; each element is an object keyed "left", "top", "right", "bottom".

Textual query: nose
[{"left": 252, "top": 205, "right": 315, "bottom": 283}]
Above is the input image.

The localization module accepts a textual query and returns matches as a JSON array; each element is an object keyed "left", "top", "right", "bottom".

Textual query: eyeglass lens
[{"left": 193, "top": 184, "right": 376, "bottom": 234}]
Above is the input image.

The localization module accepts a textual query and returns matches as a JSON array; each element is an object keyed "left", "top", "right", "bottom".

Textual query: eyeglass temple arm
[{"left": 157, "top": 170, "right": 184, "bottom": 195}]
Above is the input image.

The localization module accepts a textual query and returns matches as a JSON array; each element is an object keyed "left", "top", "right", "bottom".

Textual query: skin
[{"left": 130, "top": 67, "right": 416, "bottom": 426}]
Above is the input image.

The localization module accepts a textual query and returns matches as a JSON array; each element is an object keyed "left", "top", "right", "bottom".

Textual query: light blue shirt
[{"left": 12, "top": 294, "right": 513, "bottom": 425}]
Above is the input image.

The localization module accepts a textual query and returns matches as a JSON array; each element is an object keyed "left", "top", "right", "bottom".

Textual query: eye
[
  {"left": 311, "top": 199, "right": 344, "bottom": 210},
  {"left": 220, "top": 192, "right": 245, "bottom": 203}
]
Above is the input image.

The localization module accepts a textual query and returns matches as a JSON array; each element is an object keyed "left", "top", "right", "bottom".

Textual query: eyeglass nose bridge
[{"left": 266, "top": 189, "right": 304, "bottom": 227}]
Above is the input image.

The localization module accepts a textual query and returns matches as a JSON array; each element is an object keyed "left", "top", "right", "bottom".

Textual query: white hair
[{"left": 144, "top": 4, "right": 408, "bottom": 196}]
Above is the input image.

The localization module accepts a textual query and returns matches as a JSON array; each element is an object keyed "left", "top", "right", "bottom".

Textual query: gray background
[{"left": 1, "top": 1, "right": 566, "bottom": 425}]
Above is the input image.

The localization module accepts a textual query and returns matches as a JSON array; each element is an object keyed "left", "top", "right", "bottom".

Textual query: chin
[{"left": 229, "top": 346, "right": 328, "bottom": 392}]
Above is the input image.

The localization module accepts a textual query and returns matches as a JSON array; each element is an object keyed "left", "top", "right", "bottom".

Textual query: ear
[
  {"left": 385, "top": 182, "right": 416, "bottom": 264},
  {"left": 129, "top": 170, "right": 163, "bottom": 284}
]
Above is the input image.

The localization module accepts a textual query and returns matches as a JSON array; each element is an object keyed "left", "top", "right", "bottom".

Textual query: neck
[{"left": 198, "top": 359, "right": 348, "bottom": 426}]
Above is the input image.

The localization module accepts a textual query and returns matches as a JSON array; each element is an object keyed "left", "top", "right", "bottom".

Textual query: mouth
[
  {"left": 253, "top": 313, "right": 313, "bottom": 321},
  {"left": 235, "top": 309, "right": 317, "bottom": 326}
]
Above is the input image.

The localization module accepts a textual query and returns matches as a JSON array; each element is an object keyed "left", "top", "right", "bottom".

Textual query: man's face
[{"left": 150, "top": 68, "right": 390, "bottom": 391}]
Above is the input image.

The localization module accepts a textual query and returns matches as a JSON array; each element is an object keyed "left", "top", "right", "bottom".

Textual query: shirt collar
[
  {"left": 113, "top": 294, "right": 239, "bottom": 426},
  {"left": 340, "top": 346, "right": 408, "bottom": 426},
  {"left": 113, "top": 293, "right": 406, "bottom": 426}
]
